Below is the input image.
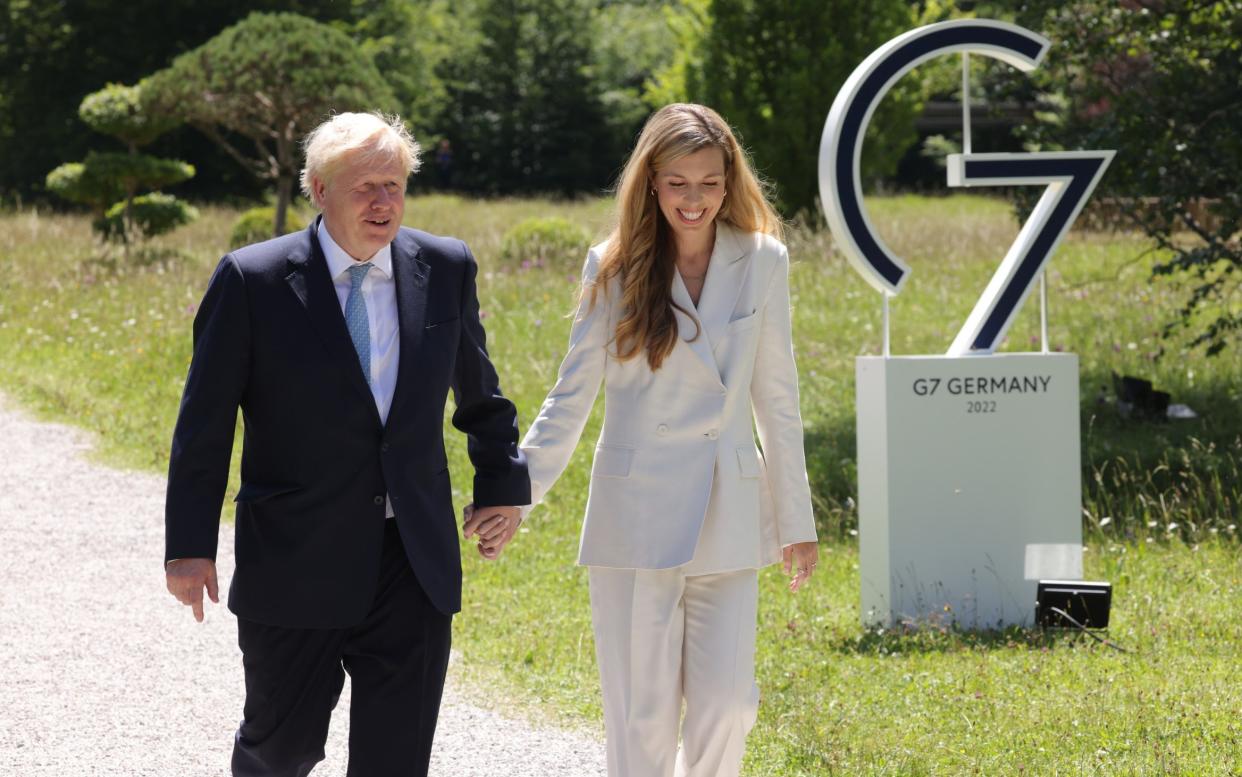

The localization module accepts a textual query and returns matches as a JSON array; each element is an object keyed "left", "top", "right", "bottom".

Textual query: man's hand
[
  {"left": 165, "top": 558, "right": 219, "bottom": 622},
  {"left": 462, "top": 504, "right": 521, "bottom": 560},
  {"left": 782, "top": 542, "right": 819, "bottom": 593}
]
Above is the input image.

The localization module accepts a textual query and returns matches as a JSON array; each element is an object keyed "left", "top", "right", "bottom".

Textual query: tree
[
  {"left": 0, "top": 0, "right": 353, "bottom": 200},
  {"left": 592, "top": 2, "right": 681, "bottom": 180},
  {"left": 659, "top": 0, "right": 940, "bottom": 217},
  {"left": 46, "top": 83, "right": 197, "bottom": 249},
  {"left": 332, "top": 0, "right": 468, "bottom": 150},
  {"left": 437, "top": 0, "right": 614, "bottom": 195},
  {"left": 144, "top": 12, "right": 398, "bottom": 234},
  {"left": 1012, "top": 0, "right": 1242, "bottom": 356}
]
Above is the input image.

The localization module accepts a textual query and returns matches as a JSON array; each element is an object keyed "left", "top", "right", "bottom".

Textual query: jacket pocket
[
  {"left": 592, "top": 445, "right": 634, "bottom": 478},
  {"left": 725, "top": 312, "right": 759, "bottom": 335},
  {"left": 736, "top": 446, "right": 762, "bottom": 479},
  {"left": 234, "top": 483, "right": 302, "bottom": 503}
]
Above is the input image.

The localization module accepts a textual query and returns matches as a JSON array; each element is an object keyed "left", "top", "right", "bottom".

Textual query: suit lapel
[
  {"left": 695, "top": 224, "right": 750, "bottom": 355},
  {"left": 385, "top": 231, "right": 429, "bottom": 428},
  {"left": 671, "top": 224, "right": 749, "bottom": 387},
  {"left": 284, "top": 217, "right": 381, "bottom": 427}
]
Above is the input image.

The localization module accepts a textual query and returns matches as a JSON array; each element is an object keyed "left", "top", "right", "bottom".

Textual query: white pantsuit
[{"left": 520, "top": 224, "right": 816, "bottom": 776}]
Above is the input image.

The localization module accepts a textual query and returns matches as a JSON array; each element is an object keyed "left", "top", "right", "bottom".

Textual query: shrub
[
  {"left": 498, "top": 217, "right": 591, "bottom": 269},
  {"left": 230, "top": 206, "right": 306, "bottom": 249},
  {"left": 45, "top": 163, "right": 124, "bottom": 213},
  {"left": 94, "top": 193, "right": 199, "bottom": 242}
]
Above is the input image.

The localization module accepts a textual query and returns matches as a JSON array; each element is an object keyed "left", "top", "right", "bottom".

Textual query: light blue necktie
[{"left": 345, "top": 263, "right": 373, "bottom": 386}]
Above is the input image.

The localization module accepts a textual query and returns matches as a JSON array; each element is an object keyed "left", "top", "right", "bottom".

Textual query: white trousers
[{"left": 588, "top": 566, "right": 760, "bottom": 777}]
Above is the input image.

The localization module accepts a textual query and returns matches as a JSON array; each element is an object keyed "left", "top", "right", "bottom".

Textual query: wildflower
[{"left": 1099, "top": 516, "right": 1112, "bottom": 526}]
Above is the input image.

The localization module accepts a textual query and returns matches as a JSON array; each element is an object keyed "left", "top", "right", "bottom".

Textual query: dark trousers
[{"left": 232, "top": 520, "right": 452, "bottom": 777}]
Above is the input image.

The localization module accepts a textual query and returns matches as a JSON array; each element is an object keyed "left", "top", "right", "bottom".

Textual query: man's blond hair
[{"left": 300, "top": 112, "right": 421, "bottom": 208}]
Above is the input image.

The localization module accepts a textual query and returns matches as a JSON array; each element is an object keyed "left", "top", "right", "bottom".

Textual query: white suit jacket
[{"left": 520, "top": 223, "right": 817, "bottom": 570}]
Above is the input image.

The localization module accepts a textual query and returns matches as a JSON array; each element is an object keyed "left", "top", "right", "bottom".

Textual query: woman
[{"left": 516, "top": 103, "right": 818, "bottom": 777}]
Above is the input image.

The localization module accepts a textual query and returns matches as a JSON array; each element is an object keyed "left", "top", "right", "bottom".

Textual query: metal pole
[
  {"left": 1040, "top": 271, "right": 1049, "bottom": 354},
  {"left": 882, "top": 291, "right": 891, "bottom": 358},
  {"left": 961, "top": 52, "right": 972, "bottom": 156}
]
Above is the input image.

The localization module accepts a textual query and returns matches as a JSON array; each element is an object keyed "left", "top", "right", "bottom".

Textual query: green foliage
[
  {"left": 143, "top": 11, "right": 398, "bottom": 233},
  {"left": 592, "top": 3, "right": 680, "bottom": 174},
  {"left": 0, "top": 0, "right": 354, "bottom": 198},
  {"left": 676, "top": 0, "right": 951, "bottom": 216},
  {"left": 229, "top": 206, "right": 307, "bottom": 249},
  {"left": 644, "top": 0, "right": 712, "bottom": 110},
  {"left": 94, "top": 192, "right": 199, "bottom": 242},
  {"left": 438, "top": 0, "right": 614, "bottom": 195},
  {"left": 79, "top": 152, "right": 194, "bottom": 194},
  {"left": 144, "top": 12, "right": 398, "bottom": 157},
  {"left": 1011, "top": 0, "right": 1242, "bottom": 356},
  {"left": 498, "top": 216, "right": 591, "bottom": 268},
  {"left": 332, "top": 0, "right": 467, "bottom": 148},
  {"left": 45, "top": 82, "right": 194, "bottom": 243},
  {"left": 45, "top": 163, "right": 124, "bottom": 213},
  {"left": 78, "top": 82, "right": 177, "bottom": 150}
]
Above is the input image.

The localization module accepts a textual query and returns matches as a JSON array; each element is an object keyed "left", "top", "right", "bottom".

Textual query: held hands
[
  {"left": 165, "top": 558, "right": 219, "bottom": 622},
  {"left": 462, "top": 504, "right": 521, "bottom": 560},
  {"left": 782, "top": 541, "right": 819, "bottom": 593}
]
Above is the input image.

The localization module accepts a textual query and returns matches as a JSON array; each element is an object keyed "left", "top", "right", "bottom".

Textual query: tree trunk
[
  {"left": 123, "top": 142, "right": 137, "bottom": 260},
  {"left": 274, "top": 175, "right": 292, "bottom": 237}
]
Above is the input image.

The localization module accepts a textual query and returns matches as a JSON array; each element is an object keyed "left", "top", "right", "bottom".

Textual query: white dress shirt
[{"left": 318, "top": 221, "right": 400, "bottom": 517}]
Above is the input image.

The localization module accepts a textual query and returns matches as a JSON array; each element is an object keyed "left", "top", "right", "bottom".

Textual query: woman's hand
[
  {"left": 463, "top": 503, "right": 522, "bottom": 559},
  {"left": 782, "top": 541, "right": 819, "bottom": 592}
]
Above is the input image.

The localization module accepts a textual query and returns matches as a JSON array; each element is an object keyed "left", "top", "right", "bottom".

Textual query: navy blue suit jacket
[{"left": 165, "top": 218, "right": 529, "bottom": 628}]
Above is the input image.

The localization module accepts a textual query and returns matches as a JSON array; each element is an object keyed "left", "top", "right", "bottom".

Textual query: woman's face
[{"left": 652, "top": 147, "right": 727, "bottom": 243}]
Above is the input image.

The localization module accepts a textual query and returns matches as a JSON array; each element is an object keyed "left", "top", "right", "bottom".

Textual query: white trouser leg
[
  {"left": 589, "top": 566, "right": 685, "bottom": 777},
  {"left": 675, "top": 569, "right": 760, "bottom": 777}
]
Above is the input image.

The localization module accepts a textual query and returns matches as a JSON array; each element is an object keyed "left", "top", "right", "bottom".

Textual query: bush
[
  {"left": 230, "top": 206, "right": 306, "bottom": 249},
  {"left": 45, "top": 163, "right": 124, "bottom": 212},
  {"left": 81, "top": 152, "right": 194, "bottom": 191},
  {"left": 94, "top": 192, "right": 198, "bottom": 242},
  {"left": 498, "top": 216, "right": 591, "bottom": 269}
]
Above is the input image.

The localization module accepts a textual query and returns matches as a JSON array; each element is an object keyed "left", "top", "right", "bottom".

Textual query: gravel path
[{"left": 0, "top": 393, "right": 606, "bottom": 776}]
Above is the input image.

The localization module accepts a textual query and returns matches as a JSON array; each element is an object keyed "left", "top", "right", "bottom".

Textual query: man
[{"left": 164, "top": 112, "right": 528, "bottom": 777}]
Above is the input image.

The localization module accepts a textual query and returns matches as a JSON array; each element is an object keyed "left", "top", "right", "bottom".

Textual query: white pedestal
[{"left": 856, "top": 353, "right": 1083, "bottom": 628}]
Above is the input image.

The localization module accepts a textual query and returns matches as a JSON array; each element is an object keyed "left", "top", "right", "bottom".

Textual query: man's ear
[{"left": 312, "top": 177, "right": 326, "bottom": 207}]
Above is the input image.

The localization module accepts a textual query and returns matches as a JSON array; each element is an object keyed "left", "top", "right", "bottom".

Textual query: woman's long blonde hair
[{"left": 589, "top": 103, "right": 782, "bottom": 371}]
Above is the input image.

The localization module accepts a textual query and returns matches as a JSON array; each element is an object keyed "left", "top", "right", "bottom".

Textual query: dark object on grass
[
  {"left": 1036, "top": 580, "right": 1112, "bottom": 629},
  {"left": 1112, "top": 373, "right": 1170, "bottom": 420}
]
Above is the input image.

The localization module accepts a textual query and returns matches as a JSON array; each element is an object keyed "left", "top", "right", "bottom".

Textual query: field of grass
[{"left": 1, "top": 194, "right": 1238, "bottom": 774}]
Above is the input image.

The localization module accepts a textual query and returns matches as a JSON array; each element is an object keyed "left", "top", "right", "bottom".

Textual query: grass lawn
[{"left": 1, "top": 194, "right": 1238, "bottom": 774}]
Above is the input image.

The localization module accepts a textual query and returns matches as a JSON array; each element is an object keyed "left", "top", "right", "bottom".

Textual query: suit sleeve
[
  {"left": 517, "top": 249, "right": 610, "bottom": 520},
  {"left": 750, "top": 245, "right": 818, "bottom": 548},
  {"left": 450, "top": 241, "right": 531, "bottom": 508},
  {"left": 164, "top": 255, "right": 250, "bottom": 564}
]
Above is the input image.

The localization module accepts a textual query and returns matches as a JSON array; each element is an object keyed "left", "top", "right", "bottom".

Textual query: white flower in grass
[
  {"left": 1099, "top": 516, "right": 1112, "bottom": 527},
  {"left": 1166, "top": 523, "right": 1179, "bottom": 532}
]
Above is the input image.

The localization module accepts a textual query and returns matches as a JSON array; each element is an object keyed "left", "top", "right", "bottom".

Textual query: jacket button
[
  {"left": 381, "top": 443, "right": 390, "bottom": 453},
  {"left": 373, "top": 495, "right": 384, "bottom": 505},
  {"left": 706, "top": 429, "right": 719, "bottom": 440},
  {"left": 656, "top": 424, "right": 669, "bottom": 435}
]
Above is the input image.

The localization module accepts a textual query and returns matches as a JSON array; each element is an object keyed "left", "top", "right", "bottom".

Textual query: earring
[{"left": 650, "top": 188, "right": 656, "bottom": 196}]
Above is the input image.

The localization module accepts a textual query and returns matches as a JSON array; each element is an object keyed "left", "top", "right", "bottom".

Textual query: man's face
[{"left": 315, "top": 149, "right": 407, "bottom": 261}]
